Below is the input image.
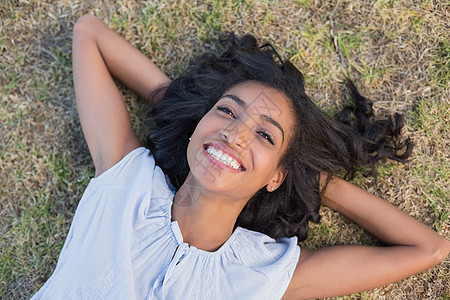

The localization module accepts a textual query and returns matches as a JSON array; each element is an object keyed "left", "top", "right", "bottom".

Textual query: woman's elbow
[
  {"left": 73, "top": 14, "right": 98, "bottom": 36},
  {"left": 423, "top": 236, "right": 450, "bottom": 268},
  {"left": 434, "top": 237, "right": 450, "bottom": 262}
]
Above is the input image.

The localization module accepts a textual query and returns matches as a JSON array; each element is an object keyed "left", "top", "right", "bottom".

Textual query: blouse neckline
[
  {"left": 169, "top": 220, "right": 242, "bottom": 255},
  {"left": 169, "top": 209, "right": 242, "bottom": 256}
]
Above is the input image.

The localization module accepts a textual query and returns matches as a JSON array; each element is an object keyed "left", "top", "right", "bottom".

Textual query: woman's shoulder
[
  {"left": 230, "top": 227, "right": 300, "bottom": 268},
  {"left": 213, "top": 227, "right": 300, "bottom": 299},
  {"left": 85, "top": 146, "right": 174, "bottom": 204},
  {"left": 89, "top": 147, "right": 157, "bottom": 186}
]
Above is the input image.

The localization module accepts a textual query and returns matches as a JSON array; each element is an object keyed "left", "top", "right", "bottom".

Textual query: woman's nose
[{"left": 221, "top": 120, "right": 251, "bottom": 149}]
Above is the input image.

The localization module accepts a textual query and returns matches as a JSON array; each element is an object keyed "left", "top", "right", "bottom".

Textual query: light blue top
[{"left": 32, "top": 147, "right": 300, "bottom": 299}]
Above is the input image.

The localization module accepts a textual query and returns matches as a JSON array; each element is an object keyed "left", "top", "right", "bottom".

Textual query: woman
[{"left": 32, "top": 15, "right": 449, "bottom": 299}]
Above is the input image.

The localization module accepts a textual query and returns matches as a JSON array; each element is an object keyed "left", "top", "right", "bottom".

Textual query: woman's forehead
[{"left": 221, "top": 81, "right": 293, "bottom": 121}]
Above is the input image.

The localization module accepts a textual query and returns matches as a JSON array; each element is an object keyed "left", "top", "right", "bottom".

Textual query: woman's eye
[
  {"left": 257, "top": 131, "right": 274, "bottom": 145},
  {"left": 217, "top": 106, "right": 235, "bottom": 118}
]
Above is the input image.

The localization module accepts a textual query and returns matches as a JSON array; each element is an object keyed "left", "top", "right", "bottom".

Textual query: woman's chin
[{"left": 191, "top": 168, "right": 233, "bottom": 192}]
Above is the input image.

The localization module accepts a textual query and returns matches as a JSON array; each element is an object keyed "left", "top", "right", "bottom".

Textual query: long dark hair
[{"left": 147, "top": 33, "right": 412, "bottom": 241}]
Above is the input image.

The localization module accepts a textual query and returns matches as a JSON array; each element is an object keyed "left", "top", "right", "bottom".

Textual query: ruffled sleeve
[
  {"left": 231, "top": 228, "right": 300, "bottom": 299},
  {"left": 90, "top": 147, "right": 157, "bottom": 187},
  {"left": 84, "top": 147, "right": 174, "bottom": 218}
]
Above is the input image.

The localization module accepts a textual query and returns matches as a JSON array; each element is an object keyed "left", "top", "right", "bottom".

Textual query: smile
[{"left": 205, "top": 145, "right": 244, "bottom": 171}]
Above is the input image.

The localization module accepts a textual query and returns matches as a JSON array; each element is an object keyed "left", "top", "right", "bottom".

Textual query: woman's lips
[{"left": 203, "top": 143, "right": 246, "bottom": 171}]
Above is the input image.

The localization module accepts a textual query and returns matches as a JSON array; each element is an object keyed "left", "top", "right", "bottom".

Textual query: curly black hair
[{"left": 147, "top": 33, "right": 413, "bottom": 241}]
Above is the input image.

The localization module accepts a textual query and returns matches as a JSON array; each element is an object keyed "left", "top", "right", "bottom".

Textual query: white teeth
[{"left": 206, "top": 146, "right": 242, "bottom": 170}]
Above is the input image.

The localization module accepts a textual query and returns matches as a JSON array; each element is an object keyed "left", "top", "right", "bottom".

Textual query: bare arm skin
[
  {"left": 283, "top": 177, "right": 450, "bottom": 299},
  {"left": 72, "top": 15, "right": 171, "bottom": 176}
]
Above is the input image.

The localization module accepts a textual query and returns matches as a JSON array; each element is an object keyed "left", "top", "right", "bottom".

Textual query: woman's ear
[{"left": 266, "top": 167, "right": 287, "bottom": 192}]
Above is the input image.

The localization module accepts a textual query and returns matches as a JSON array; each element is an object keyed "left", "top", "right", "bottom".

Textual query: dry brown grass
[{"left": 1, "top": 0, "right": 448, "bottom": 299}]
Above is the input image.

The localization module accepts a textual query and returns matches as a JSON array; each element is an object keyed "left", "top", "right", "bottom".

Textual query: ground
[{"left": 0, "top": 0, "right": 449, "bottom": 299}]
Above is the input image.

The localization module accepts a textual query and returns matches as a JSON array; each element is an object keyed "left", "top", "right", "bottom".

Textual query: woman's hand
[
  {"left": 72, "top": 15, "right": 171, "bottom": 176},
  {"left": 283, "top": 176, "right": 450, "bottom": 299}
]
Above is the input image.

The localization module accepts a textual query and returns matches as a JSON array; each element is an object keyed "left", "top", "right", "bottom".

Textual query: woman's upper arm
[
  {"left": 72, "top": 15, "right": 171, "bottom": 176},
  {"left": 283, "top": 244, "right": 447, "bottom": 300},
  {"left": 282, "top": 176, "right": 449, "bottom": 299}
]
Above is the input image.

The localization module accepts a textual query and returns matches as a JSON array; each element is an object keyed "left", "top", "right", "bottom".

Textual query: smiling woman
[
  {"left": 186, "top": 82, "right": 293, "bottom": 198},
  {"left": 30, "top": 14, "right": 450, "bottom": 300}
]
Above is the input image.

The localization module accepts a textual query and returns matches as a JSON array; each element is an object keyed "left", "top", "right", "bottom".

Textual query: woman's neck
[{"left": 171, "top": 175, "right": 248, "bottom": 252}]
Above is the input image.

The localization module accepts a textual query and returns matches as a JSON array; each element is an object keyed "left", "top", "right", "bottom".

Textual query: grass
[
  {"left": 433, "top": 38, "right": 450, "bottom": 88},
  {"left": 0, "top": 188, "right": 68, "bottom": 298},
  {"left": 408, "top": 99, "right": 450, "bottom": 233},
  {"left": 1, "top": 0, "right": 449, "bottom": 298}
]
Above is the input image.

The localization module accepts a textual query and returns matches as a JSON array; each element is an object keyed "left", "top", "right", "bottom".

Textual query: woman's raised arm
[
  {"left": 283, "top": 177, "right": 450, "bottom": 300},
  {"left": 72, "top": 15, "right": 171, "bottom": 176}
]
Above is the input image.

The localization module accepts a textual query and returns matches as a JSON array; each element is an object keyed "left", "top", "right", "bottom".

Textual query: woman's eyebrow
[
  {"left": 261, "top": 115, "right": 285, "bottom": 144},
  {"left": 222, "top": 94, "right": 246, "bottom": 108},
  {"left": 222, "top": 94, "right": 285, "bottom": 144}
]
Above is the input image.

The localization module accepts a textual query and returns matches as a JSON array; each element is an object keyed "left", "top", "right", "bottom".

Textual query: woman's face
[{"left": 186, "top": 81, "right": 295, "bottom": 201}]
